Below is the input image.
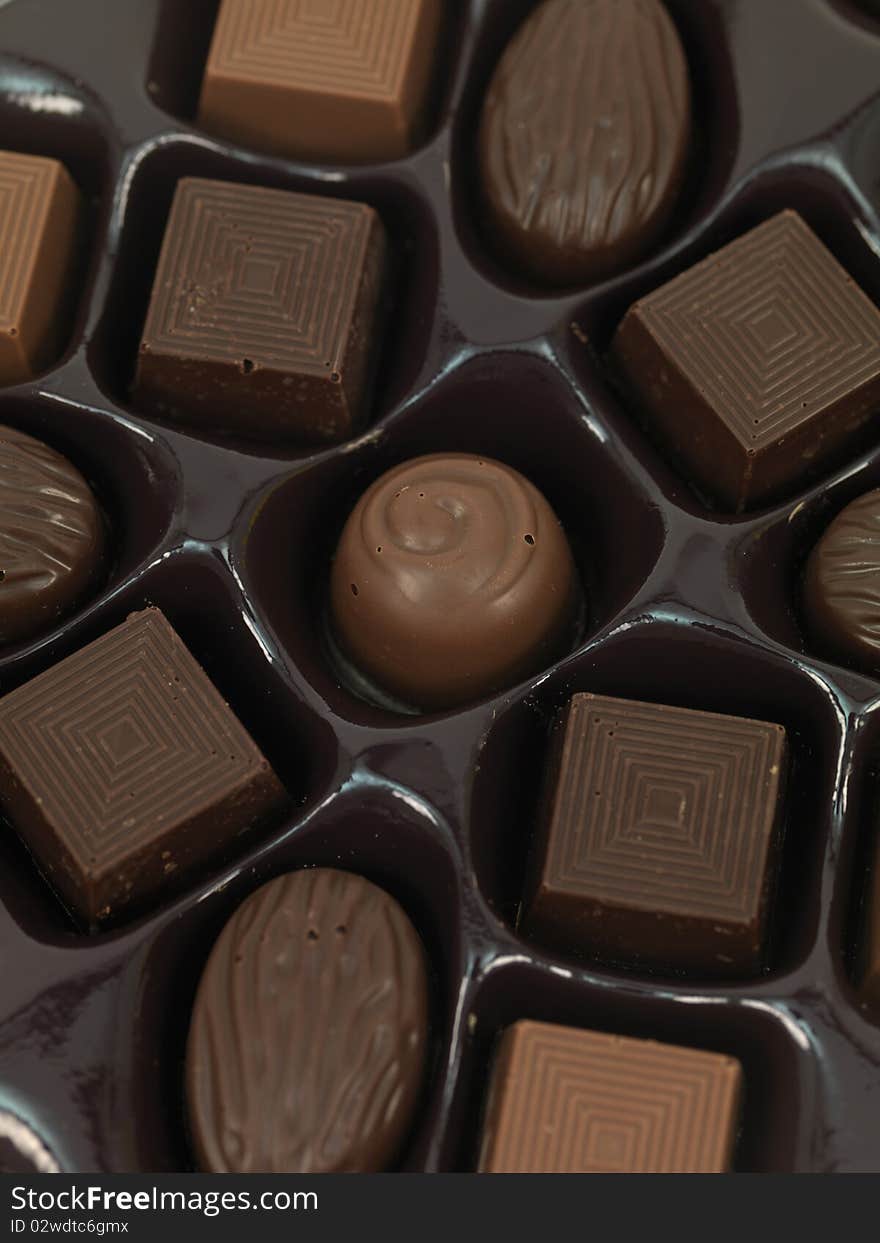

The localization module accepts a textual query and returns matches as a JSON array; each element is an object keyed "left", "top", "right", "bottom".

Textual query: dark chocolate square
[
  {"left": 0, "top": 607, "right": 285, "bottom": 926},
  {"left": 521, "top": 693, "right": 787, "bottom": 973},
  {"left": 612, "top": 211, "right": 880, "bottom": 511},
  {"left": 133, "top": 177, "right": 386, "bottom": 444},
  {"left": 478, "top": 1020, "right": 741, "bottom": 1173}
]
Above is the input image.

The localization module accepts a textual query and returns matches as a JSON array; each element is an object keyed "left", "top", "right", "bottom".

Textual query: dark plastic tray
[{"left": 1, "top": 0, "right": 880, "bottom": 1173}]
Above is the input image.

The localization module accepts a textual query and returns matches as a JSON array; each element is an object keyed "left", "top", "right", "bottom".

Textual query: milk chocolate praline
[
  {"left": 329, "top": 453, "right": 580, "bottom": 711},
  {"left": 803, "top": 489, "right": 880, "bottom": 673}
]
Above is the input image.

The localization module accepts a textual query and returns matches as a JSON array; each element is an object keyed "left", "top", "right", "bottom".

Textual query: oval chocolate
[
  {"left": 803, "top": 489, "right": 880, "bottom": 674},
  {"left": 186, "top": 869, "right": 430, "bottom": 1173},
  {"left": 478, "top": 0, "right": 691, "bottom": 285},
  {"left": 0, "top": 425, "right": 104, "bottom": 643}
]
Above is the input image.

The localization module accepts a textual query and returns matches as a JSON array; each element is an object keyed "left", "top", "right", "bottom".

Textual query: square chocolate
[
  {"left": 0, "top": 149, "right": 81, "bottom": 385},
  {"left": 198, "top": 0, "right": 443, "bottom": 163},
  {"left": 0, "top": 607, "right": 285, "bottom": 926},
  {"left": 132, "top": 177, "right": 387, "bottom": 444},
  {"left": 521, "top": 693, "right": 788, "bottom": 974},
  {"left": 612, "top": 211, "right": 880, "bottom": 511},
  {"left": 478, "top": 1020, "right": 742, "bottom": 1173}
]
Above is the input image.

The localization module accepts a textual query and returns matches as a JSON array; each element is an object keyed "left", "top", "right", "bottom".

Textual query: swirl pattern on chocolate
[
  {"left": 0, "top": 426, "right": 104, "bottom": 643},
  {"left": 186, "top": 869, "right": 429, "bottom": 1173},
  {"left": 478, "top": 0, "right": 691, "bottom": 284},
  {"left": 803, "top": 489, "right": 880, "bottom": 672},
  {"left": 329, "top": 453, "right": 579, "bottom": 711}
]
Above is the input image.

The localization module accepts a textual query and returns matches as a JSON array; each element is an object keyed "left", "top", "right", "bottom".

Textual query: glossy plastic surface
[{"left": 0, "top": 0, "right": 879, "bottom": 1173}]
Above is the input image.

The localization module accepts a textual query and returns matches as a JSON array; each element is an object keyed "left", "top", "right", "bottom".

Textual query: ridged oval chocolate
[
  {"left": 478, "top": 0, "right": 691, "bottom": 285},
  {"left": 803, "top": 489, "right": 880, "bottom": 673},
  {"left": 0, "top": 425, "right": 104, "bottom": 643},
  {"left": 186, "top": 869, "right": 430, "bottom": 1173}
]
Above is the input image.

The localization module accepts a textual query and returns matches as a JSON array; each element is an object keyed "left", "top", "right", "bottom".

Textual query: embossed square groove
[
  {"left": 0, "top": 607, "right": 285, "bottom": 926},
  {"left": 477, "top": 1020, "right": 741, "bottom": 1173},
  {"left": 133, "top": 175, "right": 387, "bottom": 442},
  {"left": 145, "top": 182, "right": 375, "bottom": 368},
  {"left": 521, "top": 693, "right": 787, "bottom": 976},
  {"left": 199, "top": 0, "right": 442, "bottom": 163}
]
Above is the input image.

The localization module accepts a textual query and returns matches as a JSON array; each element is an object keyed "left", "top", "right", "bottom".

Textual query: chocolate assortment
[{"left": 2, "top": 0, "right": 880, "bottom": 1176}]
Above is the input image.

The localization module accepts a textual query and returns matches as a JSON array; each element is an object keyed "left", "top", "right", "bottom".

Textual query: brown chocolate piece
[
  {"left": 0, "top": 150, "right": 80, "bottom": 384},
  {"left": 198, "top": 0, "right": 443, "bottom": 163},
  {"left": 0, "top": 607, "right": 285, "bottom": 926},
  {"left": 612, "top": 211, "right": 880, "bottom": 511},
  {"left": 803, "top": 490, "right": 880, "bottom": 674},
  {"left": 187, "top": 868, "right": 429, "bottom": 1172},
  {"left": 0, "top": 426, "right": 104, "bottom": 643},
  {"left": 132, "top": 178, "right": 386, "bottom": 444},
  {"left": 478, "top": 0, "right": 691, "bottom": 285},
  {"left": 329, "top": 453, "right": 579, "bottom": 711},
  {"left": 522, "top": 693, "right": 787, "bottom": 974},
  {"left": 478, "top": 1020, "right": 741, "bottom": 1173}
]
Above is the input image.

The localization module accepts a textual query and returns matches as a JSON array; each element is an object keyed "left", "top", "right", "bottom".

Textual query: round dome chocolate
[
  {"left": 803, "top": 489, "right": 880, "bottom": 673},
  {"left": 186, "top": 869, "right": 429, "bottom": 1173},
  {"left": 329, "top": 453, "right": 579, "bottom": 711},
  {"left": 0, "top": 426, "right": 104, "bottom": 643}
]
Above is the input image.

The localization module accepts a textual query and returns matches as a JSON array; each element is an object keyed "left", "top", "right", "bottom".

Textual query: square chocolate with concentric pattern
[
  {"left": 478, "top": 1021, "right": 742, "bottom": 1173},
  {"left": 0, "top": 607, "right": 285, "bottom": 927},
  {"left": 198, "top": 0, "right": 443, "bottom": 163},
  {"left": 521, "top": 693, "right": 787, "bottom": 974},
  {"left": 612, "top": 211, "right": 880, "bottom": 511},
  {"left": 132, "top": 177, "right": 387, "bottom": 444},
  {"left": 0, "top": 149, "right": 81, "bottom": 385}
]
